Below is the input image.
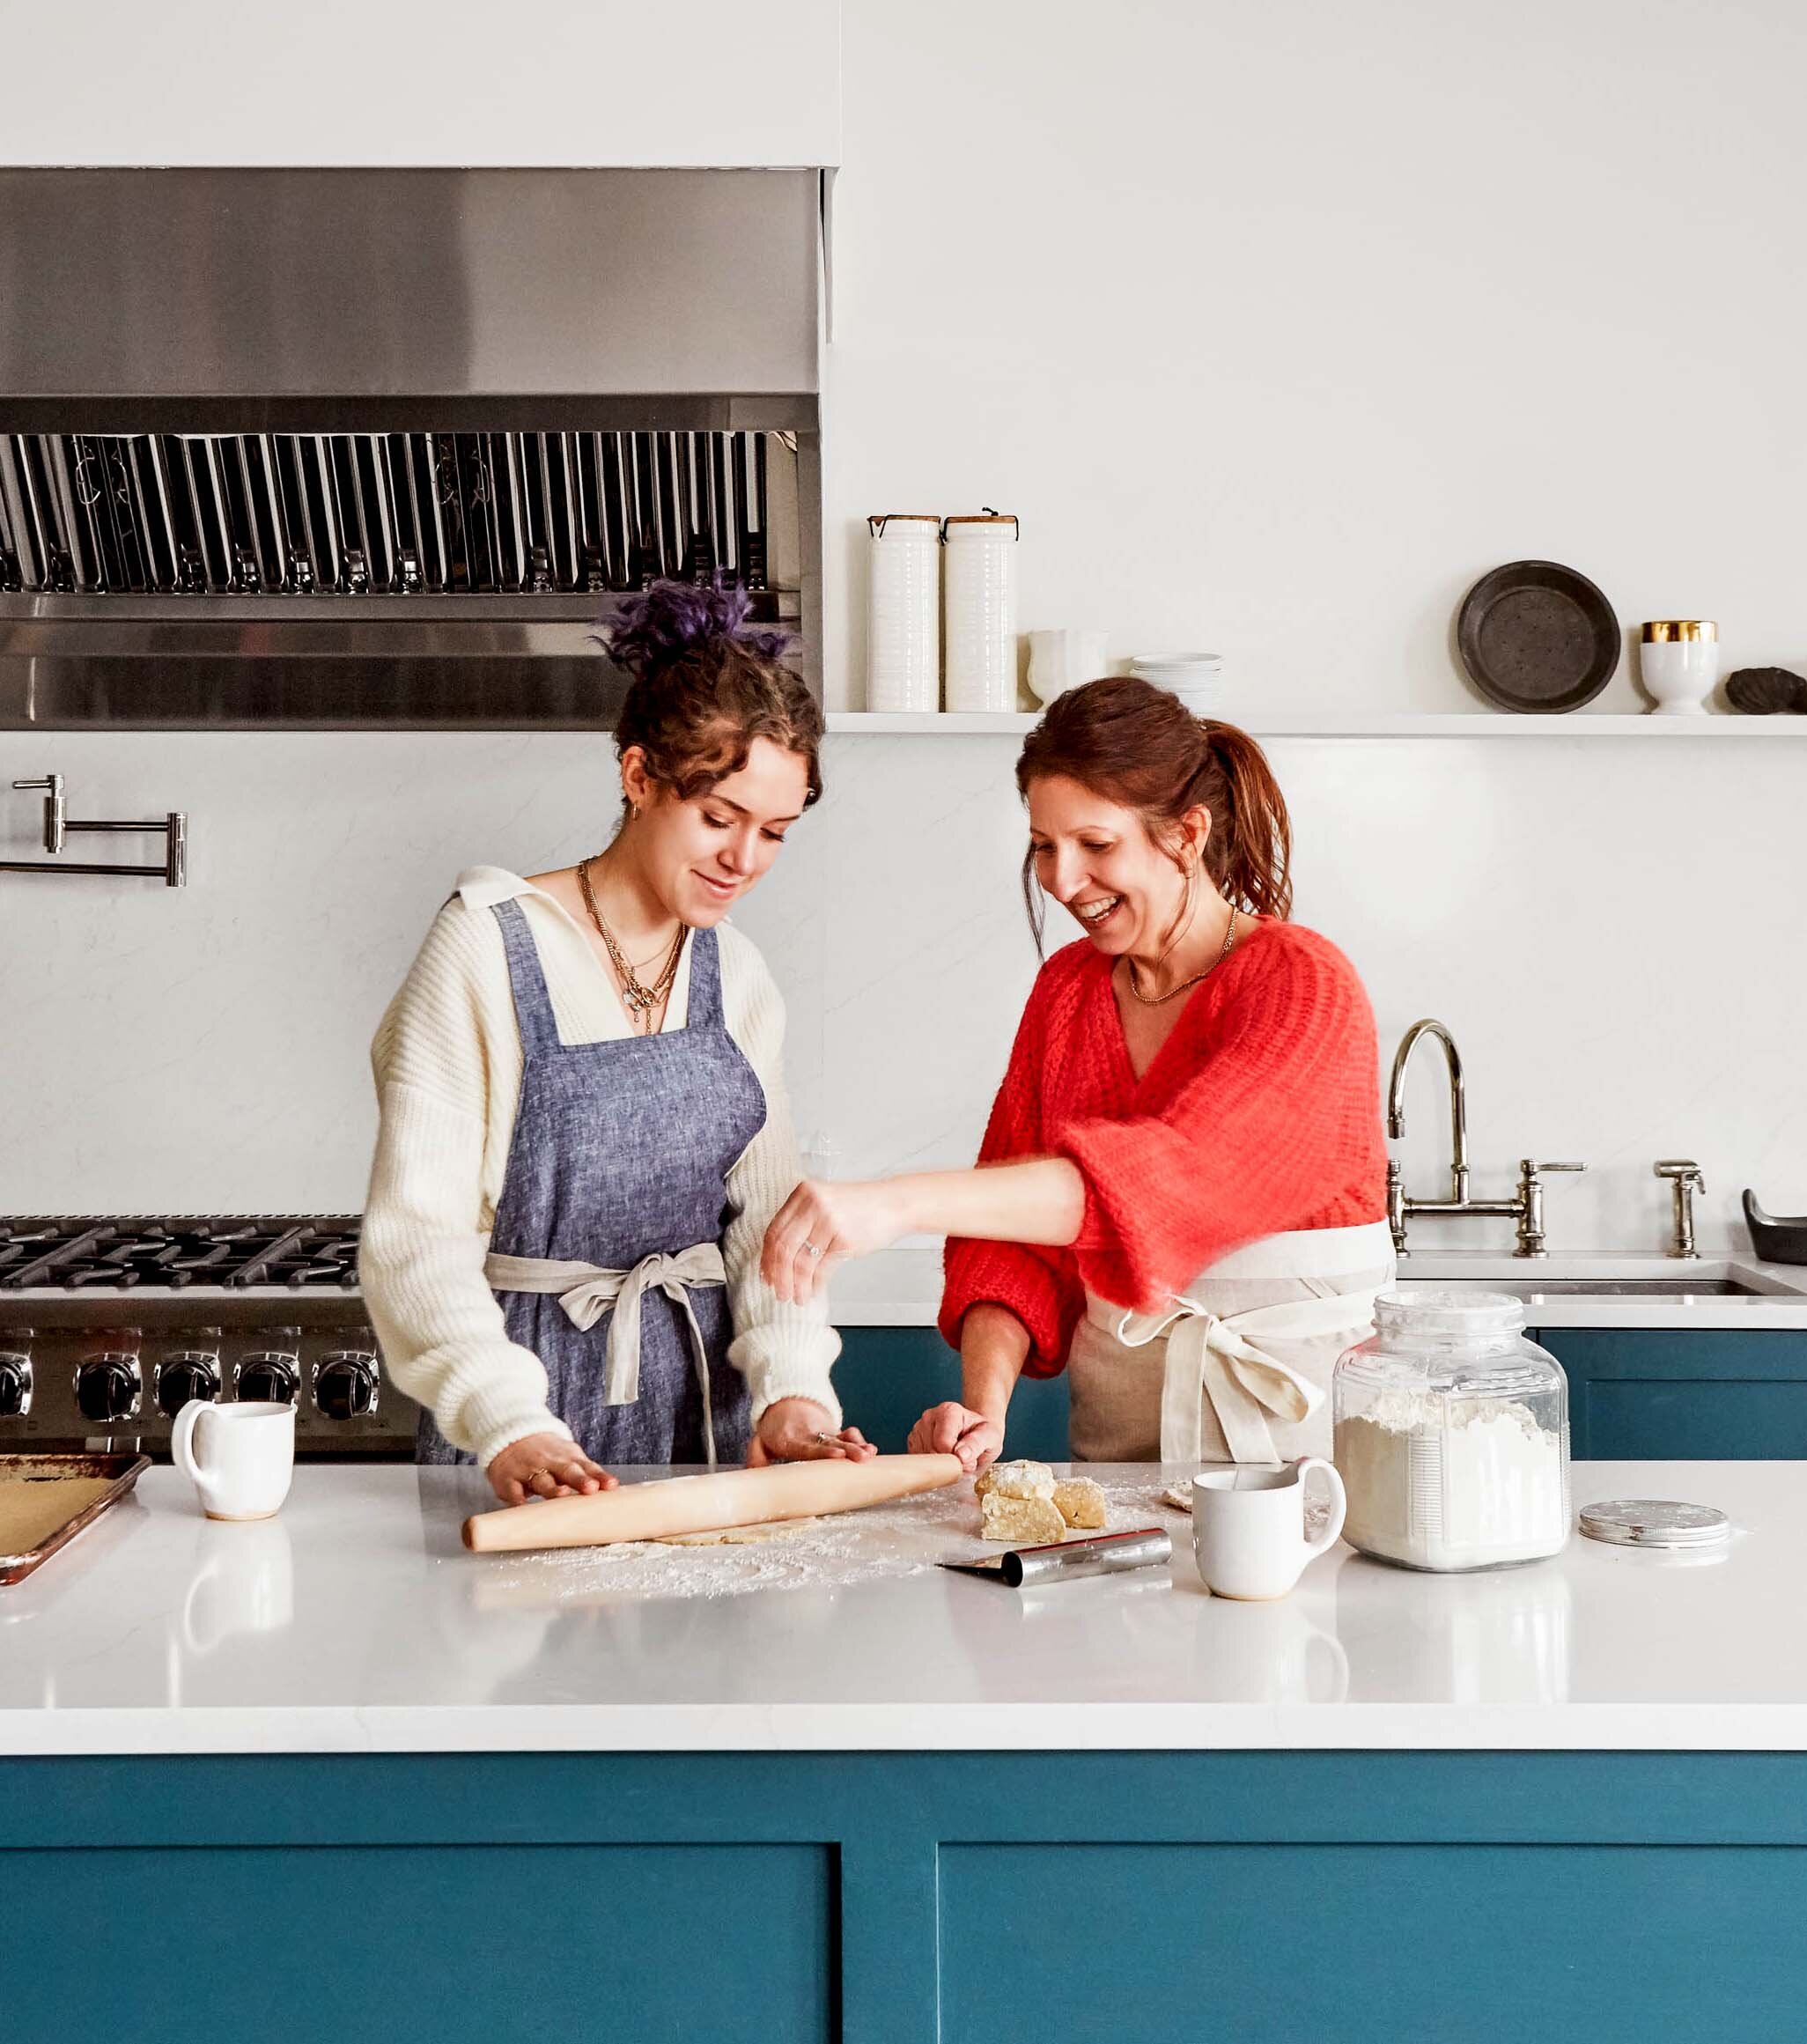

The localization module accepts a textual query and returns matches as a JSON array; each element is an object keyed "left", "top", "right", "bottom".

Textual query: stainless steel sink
[{"left": 1436, "top": 1277, "right": 1762, "bottom": 1300}]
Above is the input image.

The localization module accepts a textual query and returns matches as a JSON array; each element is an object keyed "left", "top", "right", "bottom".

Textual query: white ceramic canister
[
  {"left": 942, "top": 512, "right": 1020, "bottom": 712},
  {"left": 1639, "top": 620, "right": 1718, "bottom": 716},
  {"left": 865, "top": 513, "right": 942, "bottom": 712}
]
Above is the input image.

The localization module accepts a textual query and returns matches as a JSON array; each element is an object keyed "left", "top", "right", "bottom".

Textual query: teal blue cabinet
[
  {"left": 5, "top": 1753, "right": 1807, "bottom": 2044},
  {"left": 4, "top": 1839, "right": 831, "bottom": 2044},
  {"left": 940, "top": 1837, "right": 1804, "bottom": 2043},
  {"left": 1531, "top": 1329, "right": 1807, "bottom": 1459},
  {"left": 838, "top": 1325, "right": 1807, "bottom": 1462}
]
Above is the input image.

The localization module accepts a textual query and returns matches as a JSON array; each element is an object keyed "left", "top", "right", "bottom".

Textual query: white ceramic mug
[
  {"left": 172, "top": 1399, "right": 295, "bottom": 1522},
  {"left": 1191, "top": 1457, "right": 1346, "bottom": 1601}
]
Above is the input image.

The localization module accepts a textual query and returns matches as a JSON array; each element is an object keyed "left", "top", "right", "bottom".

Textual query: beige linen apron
[{"left": 1066, "top": 1220, "right": 1397, "bottom": 1464}]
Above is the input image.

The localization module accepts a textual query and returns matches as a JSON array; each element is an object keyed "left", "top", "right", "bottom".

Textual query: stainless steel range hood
[{"left": 0, "top": 169, "right": 822, "bottom": 728}]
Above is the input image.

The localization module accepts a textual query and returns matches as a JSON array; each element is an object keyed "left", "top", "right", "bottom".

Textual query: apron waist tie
[
  {"left": 484, "top": 1243, "right": 729, "bottom": 1468},
  {"left": 1115, "top": 1287, "right": 1383, "bottom": 1465}
]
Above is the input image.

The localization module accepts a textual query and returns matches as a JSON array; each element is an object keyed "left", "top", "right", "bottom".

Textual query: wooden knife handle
[{"left": 462, "top": 1452, "right": 965, "bottom": 1553}]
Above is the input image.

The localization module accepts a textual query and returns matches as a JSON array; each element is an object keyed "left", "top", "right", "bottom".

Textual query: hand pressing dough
[
  {"left": 980, "top": 1491, "right": 1067, "bottom": 1546},
  {"left": 1051, "top": 1478, "right": 1108, "bottom": 1530},
  {"left": 973, "top": 1459, "right": 1055, "bottom": 1502}
]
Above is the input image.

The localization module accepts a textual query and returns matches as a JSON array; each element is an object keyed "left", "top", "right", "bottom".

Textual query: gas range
[{"left": 0, "top": 1215, "right": 419, "bottom": 1458}]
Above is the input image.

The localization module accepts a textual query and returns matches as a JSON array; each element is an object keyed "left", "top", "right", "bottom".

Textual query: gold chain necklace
[
  {"left": 579, "top": 855, "right": 686, "bottom": 1029},
  {"left": 1126, "top": 906, "right": 1238, "bottom": 1007}
]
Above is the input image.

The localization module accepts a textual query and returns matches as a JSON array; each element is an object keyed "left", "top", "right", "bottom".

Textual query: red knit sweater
[{"left": 940, "top": 920, "right": 1388, "bottom": 1376}]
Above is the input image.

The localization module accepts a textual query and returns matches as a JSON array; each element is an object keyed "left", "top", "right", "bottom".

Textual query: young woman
[
  {"left": 761, "top": 676, "right": 1392, "bottom": 1471},
  {"left": 362, "top": 582, "right": 872, "bottom": 1505}
]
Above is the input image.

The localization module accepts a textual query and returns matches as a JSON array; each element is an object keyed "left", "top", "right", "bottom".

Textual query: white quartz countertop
[{"left": 1, "top": 1460, "right": 1801, "bottom": 1757}]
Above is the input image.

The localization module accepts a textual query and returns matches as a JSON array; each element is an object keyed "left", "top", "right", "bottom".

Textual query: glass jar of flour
[{"left": 1333, "top": 1288, "right": 1570, "bottom": 1571}]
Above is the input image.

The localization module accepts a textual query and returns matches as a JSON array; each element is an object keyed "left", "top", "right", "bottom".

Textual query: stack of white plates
[{"left": 1129, "top": 652, "right": 1223, "bottom": 712}]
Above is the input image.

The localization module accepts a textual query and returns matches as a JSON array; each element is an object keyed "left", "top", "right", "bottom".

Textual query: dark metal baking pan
[
  {"left": 1456, "top": 559, "right": 1620, "bottom": 712},
  {"left": 0, "top": 1451, "right": 150, "bottom": 1584}
]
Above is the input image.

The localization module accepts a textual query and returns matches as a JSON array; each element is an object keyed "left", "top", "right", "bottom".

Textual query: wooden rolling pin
[{"left": 462, "top": 1453, "right": 965, "bottom": 1553}]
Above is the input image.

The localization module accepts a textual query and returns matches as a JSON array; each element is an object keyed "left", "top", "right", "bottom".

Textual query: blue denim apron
[{"left": 416, "top": 898, "right": 768, "bottom": 1468}]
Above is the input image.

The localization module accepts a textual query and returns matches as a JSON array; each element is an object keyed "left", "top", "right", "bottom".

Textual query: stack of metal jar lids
[{"left": 1577, "top": 1499, "right": 1731, "bottom": 1550}]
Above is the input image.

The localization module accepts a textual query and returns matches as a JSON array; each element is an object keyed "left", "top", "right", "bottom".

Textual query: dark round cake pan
[{"left": 1457, "top": 559, "right": 1621, "bottom": 713}]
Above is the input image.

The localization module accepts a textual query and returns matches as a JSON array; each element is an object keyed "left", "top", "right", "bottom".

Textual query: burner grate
[{"left": 0, "top": 1215, "right": 363, "bottom": 1291}]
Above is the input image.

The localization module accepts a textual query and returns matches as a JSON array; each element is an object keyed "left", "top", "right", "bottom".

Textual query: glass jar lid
[
  {"left": 1578, "top": 1499, "right": 1730, "bottom": 1549},
  {"left": 1374, "top": 1285, "right": 1527, "bottom": 1339}
]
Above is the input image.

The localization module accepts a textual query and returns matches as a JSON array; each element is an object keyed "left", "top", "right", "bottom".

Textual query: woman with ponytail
[
  {"left": 762, "top": 675, "right": 1392, "bottom": 1472},
  {"left": 362, "top": 581, "right": 871, "bottom": 1504}
]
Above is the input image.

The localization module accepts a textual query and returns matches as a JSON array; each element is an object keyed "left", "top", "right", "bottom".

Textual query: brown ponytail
[{"left": 1014, "top": 675, "right": 1293, "bottom": 946}]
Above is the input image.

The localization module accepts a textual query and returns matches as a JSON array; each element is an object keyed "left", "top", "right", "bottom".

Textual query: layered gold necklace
[
  {"left": 1125, "top": 906, "right": 1238, "bottom": 1007},
  {"left": 579, "top": 855, "right": 686, "bottom": 1031}
]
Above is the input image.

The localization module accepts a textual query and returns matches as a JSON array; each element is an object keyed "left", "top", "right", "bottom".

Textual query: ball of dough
[
  {"left": 1051, "top": 1478, "right": 1108, "bottom": 1530},
  {"left": 973, "top": 1458, "right": 1056, "bottom": 1502},
  {"left": 980, "top": 1492, "right": 1068, "bottom": 1546}
]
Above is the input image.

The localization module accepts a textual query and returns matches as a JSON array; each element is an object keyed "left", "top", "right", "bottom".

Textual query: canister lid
[
  {"left": 1375, "top": 1284, "right": 1527, "bottom": 1336},
  {"left": 1578, "top": 1499, "right": 1730, "bottom": 1548}
]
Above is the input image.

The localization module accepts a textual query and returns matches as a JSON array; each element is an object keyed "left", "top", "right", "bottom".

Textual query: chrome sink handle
[
  {"left": 1655, "top": 1160, "right": 1707, "bottom": 1259},
  {"left": 1515, "top": 1159, "right": 1587, "bottom": 1259}
]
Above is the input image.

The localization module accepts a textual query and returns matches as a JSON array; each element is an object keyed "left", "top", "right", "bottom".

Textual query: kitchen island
[{"left": 4, "top": 1461, "right": 1803, "bottom": 2043}]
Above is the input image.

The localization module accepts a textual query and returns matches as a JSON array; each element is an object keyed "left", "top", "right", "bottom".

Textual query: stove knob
[
  {"left": 0, "top": 1351, "right": 33, "bottom": 1419},
  {"left": 76, "top": 1354, "right": 142, "bottom": 1424},
  {"left": 313, "top": 1351, "right": 380, "bottom": 1421},
  {"left": 155, "top": 1352, "right": 222, "bottom": 1418},
  {"left": 236, "top": 1354, "right": 299, "bottom": 1406}
]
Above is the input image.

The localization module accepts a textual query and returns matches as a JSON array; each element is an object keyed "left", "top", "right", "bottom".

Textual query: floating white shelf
[{"left": 826, "top": 711, "right": 1807, "bottom": 739}]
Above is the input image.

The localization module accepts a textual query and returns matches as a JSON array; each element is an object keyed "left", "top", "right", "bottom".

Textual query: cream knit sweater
[{"left": 359, "top": 867, "right": 841, "bottom": 1470}]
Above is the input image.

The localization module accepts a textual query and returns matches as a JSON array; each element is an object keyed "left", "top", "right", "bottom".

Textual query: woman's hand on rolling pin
[
  {"left": 907, "top": 1402, "right": 1003, "bottom": 1475},
  {"left": 486, "top": 1433, "right": 617, "bottom": 1506},
  {"left": 748, "top": 1398, "right": 878, "bottom": 1466},
  {"left": 760, "top": 1177, "right": 911, "bottom": 1303}
]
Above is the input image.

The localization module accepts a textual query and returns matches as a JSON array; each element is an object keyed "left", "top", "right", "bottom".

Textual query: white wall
[
  {"left": 3, "top": 0, "right": 1804, "bottom": 1273},
  {"left": 821, "top": 0, "right": 1807, "bottom": 712},
  {"left": 0, "top": 1, "right": 841, "bottom": 167},
  {"left": 3, "top": 730, "right": 1799, "bottom": 1264}
]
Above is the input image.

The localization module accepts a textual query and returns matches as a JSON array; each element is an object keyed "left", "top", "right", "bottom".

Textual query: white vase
[
  {"left": 942, "top": 513, "right": 1019, "bottom": 712},
  {"left": 1027, "top": 629, "right": 1109, "bottom": 704}
]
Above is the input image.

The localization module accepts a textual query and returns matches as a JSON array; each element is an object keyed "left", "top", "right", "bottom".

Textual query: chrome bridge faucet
[{"left": 1385, "top": 1017, "right": 1585, "bottom": 1258}]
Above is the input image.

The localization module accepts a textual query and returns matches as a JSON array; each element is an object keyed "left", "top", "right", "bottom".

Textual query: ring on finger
[{"left": 802, "top": 1241, "right": 823, "bottom": 1258}]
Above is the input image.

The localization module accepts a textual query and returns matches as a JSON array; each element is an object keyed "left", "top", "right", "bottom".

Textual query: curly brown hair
[{"left": 601, "top": 580, "right": 823, "bottom": 810}]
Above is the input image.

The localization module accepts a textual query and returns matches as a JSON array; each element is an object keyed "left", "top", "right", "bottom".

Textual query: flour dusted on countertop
[{"left": 1337, "top": 1390, "right": 1567, "bottom": 1569}]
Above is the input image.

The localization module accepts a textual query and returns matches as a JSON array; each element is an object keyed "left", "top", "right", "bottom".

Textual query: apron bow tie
[
  {"left": 1115, "top": 1286, "right": 1382, "bottom": 1465},
  {"left": 483, "top": 1243, "right": 728, "bottom": 1465}
]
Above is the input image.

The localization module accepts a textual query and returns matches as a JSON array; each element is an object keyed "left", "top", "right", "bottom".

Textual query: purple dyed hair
[{"left": 594, "top": 577, "right": 795, "bottom": 676}]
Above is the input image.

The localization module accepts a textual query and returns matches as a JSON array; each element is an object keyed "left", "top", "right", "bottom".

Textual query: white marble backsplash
[{"left": 1, "top": 729, "right": 1801, "bottom": 1261}]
